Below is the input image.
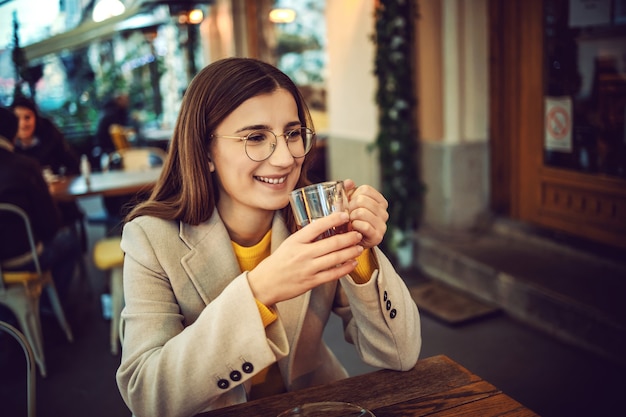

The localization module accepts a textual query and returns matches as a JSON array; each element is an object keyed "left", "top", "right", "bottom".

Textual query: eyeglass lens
[{"left": 245, "top": 128, "right": 314, "bottom": 161}]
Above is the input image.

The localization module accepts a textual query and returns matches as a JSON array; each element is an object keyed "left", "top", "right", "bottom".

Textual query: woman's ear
[{"left": 208, "top": 155, "right": 215, "bottom": 172}]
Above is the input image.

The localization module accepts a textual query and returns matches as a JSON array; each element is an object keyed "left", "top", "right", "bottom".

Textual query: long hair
[
  {"left": 0, "top": 107, "right": 18, "bottom": 140},
  {"left": 125, "top": 57, "right": 316, "bottom": 232}
]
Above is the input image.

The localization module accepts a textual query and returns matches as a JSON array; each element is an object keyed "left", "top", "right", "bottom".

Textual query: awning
[{"left": 23, "top": 0, "right": 169, "bottom": 61}]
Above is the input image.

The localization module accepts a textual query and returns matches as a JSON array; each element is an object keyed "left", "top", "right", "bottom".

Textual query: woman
[
  {"left": 11, "top": 97, "right": 80, "bottom": 176},
  {"left": 0, "top": 106, "right": 82, "bottom": 311},
  {"left": 11, "top": 97, "right": 85, "bottom": 245},
  {"left": 117, "top": 57, "right": 421, "bottom": 417}
]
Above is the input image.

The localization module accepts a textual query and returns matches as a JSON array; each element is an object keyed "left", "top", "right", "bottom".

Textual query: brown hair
[
  {"left": 0, "top": 106, "right": 18, "bottom": 140},
  {"left": 125, "top": 57, "right": 316, "bottom": 232}
]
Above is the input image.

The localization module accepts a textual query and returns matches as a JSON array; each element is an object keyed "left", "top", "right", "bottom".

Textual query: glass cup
[
  {"left": 42, "top": 166, "right": 56, "bottom": 183},
  {"left": 289, "top": 181, "right": 351, "bottom": 239},
  {"left": 277, "top": 401, "right": 375, "bottom": 416},
  {"left": 100, "top": 152, "right": 111, "bottom": 172}
]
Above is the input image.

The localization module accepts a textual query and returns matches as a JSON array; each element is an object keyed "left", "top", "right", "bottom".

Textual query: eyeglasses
[{"left": 213, "top": 127, "right": 315, "bottom": 162}]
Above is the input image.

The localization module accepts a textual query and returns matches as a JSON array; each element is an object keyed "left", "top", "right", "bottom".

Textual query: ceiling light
[
  {"left": 187, "top": 9, "right": 204, "bottom": 24},
  {"left": 269, "top": 8, "right": 296, "bottom": 24},
  {"left": 93, "top": 0, "right": 126, "bottom": 23}
]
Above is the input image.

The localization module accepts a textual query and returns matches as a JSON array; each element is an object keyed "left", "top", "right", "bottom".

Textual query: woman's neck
[
  {"left": 219, "top": 207, "right": 274, "bottom": 247},
  {"left": 16, "top": 135, "right": 36, "bottom": 148}
]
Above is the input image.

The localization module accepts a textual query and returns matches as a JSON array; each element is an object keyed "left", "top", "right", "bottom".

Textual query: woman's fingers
[
  {"left": 295, "top": 211, "right": 352, "bottom": 243},
  {"left": 349, "top": 185, "right": 388, "bottom": 211},
  {"left": 344, "top": 185, "right": 389, "bottom": 248}
]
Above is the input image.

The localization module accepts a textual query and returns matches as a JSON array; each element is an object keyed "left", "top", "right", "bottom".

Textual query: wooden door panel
[{"left": 489, "top": 0, "right": 626, "bottom": 250}]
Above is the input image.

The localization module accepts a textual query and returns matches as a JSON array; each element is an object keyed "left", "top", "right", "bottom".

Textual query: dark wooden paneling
[{"left": 489, "top": 0, "right": 626, "bottom": 250}]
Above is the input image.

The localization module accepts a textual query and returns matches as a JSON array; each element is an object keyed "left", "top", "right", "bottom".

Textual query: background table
[
  {"left": 48, "top": 168, "right": 162, "bottom": 202},
  {"left": 199, "top": 354, "right": 537, "bottom": 417}
]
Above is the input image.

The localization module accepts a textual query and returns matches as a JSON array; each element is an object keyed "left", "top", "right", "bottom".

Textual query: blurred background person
[
  {"left": 10, "top": 96, "right": 80, "bottom": 176},
  {"left": 10, "top": 96, "right": 86, "bottom": 249},
  {"left": 0, "top": 106, "right": 82, "bottom": 319},
  {"left": 92, "top": 92, "right": 143, "bottom": 230},
  {"left": 93, "top": 91, "right": 140, "bottom": 157}
]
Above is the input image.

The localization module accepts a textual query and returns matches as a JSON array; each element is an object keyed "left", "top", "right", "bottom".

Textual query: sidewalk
[{"left": 413, "top": 217, "right": 626, "bottom": 367}]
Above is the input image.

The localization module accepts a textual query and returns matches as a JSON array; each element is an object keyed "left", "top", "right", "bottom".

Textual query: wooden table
[
  {"left": 199, "top": 355, "right": 537, "bottom": 417},
  {"left": 48, "top": 168, "right": 162, "bottom": 201}
]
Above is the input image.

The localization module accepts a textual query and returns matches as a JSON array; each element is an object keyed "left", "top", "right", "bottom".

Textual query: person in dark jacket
[
  {"left": 94, "top": 93, "right": 131, "bottom": 154},
  {"left": 0, "top": 106, "right": 82, "bottom": 309}
]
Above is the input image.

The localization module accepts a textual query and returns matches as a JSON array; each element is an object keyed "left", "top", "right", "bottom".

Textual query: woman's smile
[{"left": 255, "top": 175, "right": 288, "bottom": 185}]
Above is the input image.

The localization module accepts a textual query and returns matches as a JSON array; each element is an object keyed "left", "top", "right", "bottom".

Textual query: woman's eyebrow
[
  {"left": 234, "top": 121, "right": 302, "bottom": 133},
  {"left": 235, "top": 124, "right": 268, "bottom": 133},
  {"left": 284, "top": 121, "right": 301, "bottom": 129}
]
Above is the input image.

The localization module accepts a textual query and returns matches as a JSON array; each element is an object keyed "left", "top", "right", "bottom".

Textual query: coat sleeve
[
  {"left": 333, "top": 246, "right": 421, "bottom": 371},
  {"left": 116, "top": 221, "right": 289, "bottom": 417}
]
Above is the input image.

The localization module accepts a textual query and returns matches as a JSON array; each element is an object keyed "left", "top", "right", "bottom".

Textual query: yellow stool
[{"left": 93, "top": 237, "right": 124, "bottom": 355}]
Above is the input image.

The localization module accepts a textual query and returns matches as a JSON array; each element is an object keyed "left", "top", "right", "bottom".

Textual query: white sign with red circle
[{"left": 545, "top": 96, "right": 573, "bottom": 151}]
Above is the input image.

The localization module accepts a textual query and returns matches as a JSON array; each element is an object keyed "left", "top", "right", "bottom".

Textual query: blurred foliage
[
  {"left": 276, "top": 32, "right": 321, "bottom": 55},
  {"left": 372, "top": 0, "right": 423, "bottom": 260}
]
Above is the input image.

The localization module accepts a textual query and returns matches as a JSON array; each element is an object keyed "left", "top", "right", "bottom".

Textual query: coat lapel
[
  {"left": 179, "top": 212, "right": 241, "bottom": 304},
  {"left": 179, "top": 211, "right": 310, "bottom": 349},
  {"left": 270, "top": 215, "right": 311, "bottom": 349}
]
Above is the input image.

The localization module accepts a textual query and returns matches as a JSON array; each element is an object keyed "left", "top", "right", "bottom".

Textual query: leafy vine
[{"left": 372, "top": 0, "right": 423, "bottom": 260}]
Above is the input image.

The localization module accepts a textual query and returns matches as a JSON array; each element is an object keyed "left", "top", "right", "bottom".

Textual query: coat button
[
  {"left": 242, "top": 362, "right": 254, "bottom": 373},
  {"left": 386, "top": 300, "right": 391, "bottom": 311},
  {"left": 217, "top": 379, "right": 230, "bottom": 389},
  {"left": 230, "top": 370, "right": 242, "bottom": 381},
  {"left": 383, "top": 291, "right": 388, "bottom": 301},
  {"left": 390, "top": 308, "right": 397, "bottom": 319}
]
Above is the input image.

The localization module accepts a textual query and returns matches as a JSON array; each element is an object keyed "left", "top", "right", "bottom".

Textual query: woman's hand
[
  {"left": 247, "top": 212, "right": 364, "bottom": 306},
  {"left": 343, "top": 179, "right": 389, "bottom": 249}
]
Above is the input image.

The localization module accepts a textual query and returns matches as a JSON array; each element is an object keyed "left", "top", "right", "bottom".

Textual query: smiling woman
[{"left": 115, "top": 57, "right": 421, "bottom": 417}]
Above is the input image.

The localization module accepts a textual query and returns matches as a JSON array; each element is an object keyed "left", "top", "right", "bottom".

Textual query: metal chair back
[{"left": 0, "top": 320, "right": 36, "bottom": 417}]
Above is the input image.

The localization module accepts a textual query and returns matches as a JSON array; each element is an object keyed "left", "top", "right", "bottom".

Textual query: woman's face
[
  {"left": 13, "top": 106, "right": 37, "bottom": 142},
  {"left": 210, "top": 88, "right": 304, "bottom": 218}
]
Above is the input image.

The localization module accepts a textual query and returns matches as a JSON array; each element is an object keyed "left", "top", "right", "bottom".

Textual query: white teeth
[{"left": 257, "top": 176, "right": 286, "bottom": 184}]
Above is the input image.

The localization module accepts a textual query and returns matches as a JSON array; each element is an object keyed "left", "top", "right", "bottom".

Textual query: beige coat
[{"left": 116, "top": 212, "right": 421, "bottom": 417}]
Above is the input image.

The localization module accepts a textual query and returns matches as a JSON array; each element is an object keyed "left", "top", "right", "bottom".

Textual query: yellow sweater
[{"left": 231, "top": 230, "right": 376, "bottom": 399}]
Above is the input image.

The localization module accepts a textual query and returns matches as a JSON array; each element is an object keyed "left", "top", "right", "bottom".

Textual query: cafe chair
[
  {"left": 109, "top": 124, "right": 131, "bottom": 151},
  {"left": 0, "top": 203, "right": 74, "bottom": 377},
  {"left": 118, "top": 146, "right": 167, "bottom": 171},
  {"left": 0, "top": 320, "right": 36, "bottom": 417},
  {"left": 92, "top": 236, "right": 124, "bottom": 355}
]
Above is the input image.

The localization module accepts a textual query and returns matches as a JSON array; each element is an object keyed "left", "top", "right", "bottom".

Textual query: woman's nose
[{"left": 267, "top": 138, "right": 295, "bottom": 165}]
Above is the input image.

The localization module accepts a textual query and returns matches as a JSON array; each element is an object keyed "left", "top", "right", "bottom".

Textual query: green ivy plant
[{"left": 372, "top": 0, "right": 423, "bottom": 264}]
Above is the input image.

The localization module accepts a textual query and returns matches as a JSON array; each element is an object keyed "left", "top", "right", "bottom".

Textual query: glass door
[
  {"left": 543, "top": 0, "right": 626, "bottom": 178},
  {"left": 489, "top": 0, "right": 626, "bottom": 250}
]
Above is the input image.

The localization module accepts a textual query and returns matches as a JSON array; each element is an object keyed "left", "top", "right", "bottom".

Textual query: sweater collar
[{"left": 14, "top": 136, "right": 40, "bottom": 149}]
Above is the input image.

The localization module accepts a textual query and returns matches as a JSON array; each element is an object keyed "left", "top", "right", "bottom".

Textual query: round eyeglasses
[{"left": 213, "top": 127, "right": 315, "bottom": 162}]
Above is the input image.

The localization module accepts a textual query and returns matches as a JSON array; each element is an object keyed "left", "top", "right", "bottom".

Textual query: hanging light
[
  {"left": 187, "top": 9, "right": 204, "bottom": 24},
  {"left": 269, "top": 8, "right": 296, "bottom": 24},
  {"left": 169, "top": 4, "right": 204, "bottom": 25},
  {"left": 92, "top": 0, "right": 126, "bottom": 23}
]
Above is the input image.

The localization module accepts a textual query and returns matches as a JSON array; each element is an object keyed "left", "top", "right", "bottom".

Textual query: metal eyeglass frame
[{"left": 213, "top": 127, "right": 315, "bottom": 162}]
